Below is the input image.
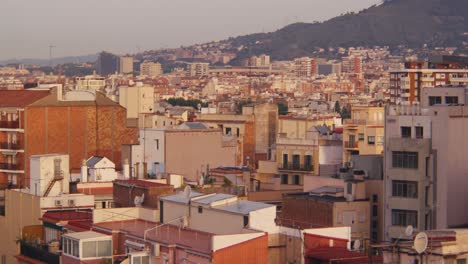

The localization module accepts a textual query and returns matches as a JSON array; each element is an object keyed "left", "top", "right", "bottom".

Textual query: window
[
  {"left": 82, "top": 240, "right": 112, "bottom": 259},
  {"left": 457, "top": 259, "right": 466, "bottom": 264},
  {"left": 54, "top": 159, "right": 62, "bottom": 177},
  {"left": 368, "top": 136, "right": 375, "bottom": 145},
  {"left": 133, "top": 256, "right": 150, "bottom": 264},
  {"left": 392, "top": 180, "right": 418, "bottom": 198},
  {"left": 401, "top": 126, "right": 411, "bottom": 138},
  {"left": 155, "top": 139, "right": 159, "bottom": 150},
  {"left": 415, "top": 126, "right": 423, "bottom": 139},
  {"left": 372, "top": 194, "right": 378, "bottom": 203},
  {"left": 372, "top": 205, "right": 378, "bottom": 217},
  {"left": 282, "top": 154, "right": 288, "bottom": 168},
  {"left": 293, "top": 175, "right": 300, "bottom": 185},
  {"left": 243, "top": 215, "right": 249, "bottom": 227},
  {"left": 304, "top": 155, "right": 312, "bottom": 170},
  {"left": 225, "top": 127, "right": 232, "bottom": 135},
  {"left": 292, "top": 155, "right": 300, "bottom": 169},
  {"left": 392, "top": 151, "right": 418, "bottom": 169},
  {"left": 198, "top": 206, "right": 203, "bottom": 214},
  {"left": 377, "top": 136, "right": 384, "bottom": 145},
  {"left": 346, "top": 182, "right": 353, "bottom": 194},
  {"left": 392, "top": 209, "right": 417, "bottom": 227},
  {"left": 358, "top": 133, "right": 364, "bottom": 141},
  {"left": 428, "top": 96, "right": 442, "bottom": 106},
  {"left": 236, "top": 128, "right": 240, "bottom": 137},
  {"left": 281, "top": 174, "right": 288, "bottom": 185},
  {"left": 445, "top": 96, "right": 458, "bottom": 104}
]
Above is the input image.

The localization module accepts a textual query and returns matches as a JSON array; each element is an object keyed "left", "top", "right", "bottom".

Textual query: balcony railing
[
  {"left": 0, "top": 120, "right": 20, "bottom": 129},
  {"left": 279, "top": 163, "right": 314, "bottom": 172},
  {"left": 344, "top": 141, "right": 358, "bottom": 149},
  {"left": 0, "top": 163, "right": 21, "bottom": 170},
  {"left": 0, "top": 142, "right": 23, "bottom": 150},
  {"left": 20, "top": 242, "right": 60, "bottom": 264}
]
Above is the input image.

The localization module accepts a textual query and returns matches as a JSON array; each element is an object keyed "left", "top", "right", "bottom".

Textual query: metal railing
[
  {"left": 0, "top": 163, "right": 21, "bottom": 170},
  {"left": 0, "top": 120, "right": 20, "bottom": 129},
  {"left": 279, "top": 163, "right": 314, "bottom": 171},
  {"left": 0, "top": 142, "right": 23, "bottom": 150},
  {"left": 20, "top": 242, "right": 60, "bottom": 264},
  {"left": 344, "top": 141, "right": 358, "bottom": 149}
]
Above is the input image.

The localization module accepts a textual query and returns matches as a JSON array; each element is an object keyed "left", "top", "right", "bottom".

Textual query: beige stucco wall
[
  {"left": 0, "top": 190, "right": 42, "bottom": 264},
  {"left": 333, "top": 200, "right": 370, "bottom": 240},
  {"left": 165, "top": 130, "right": 237, "bottom": 182}
]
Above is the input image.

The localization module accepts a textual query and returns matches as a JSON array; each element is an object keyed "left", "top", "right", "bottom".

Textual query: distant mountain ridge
[
  {"left": 229, "top": 0, "right": 468, "bottom": 60},
  {"left": 0, "top": 54, "right": 98, "bottom": 66}
]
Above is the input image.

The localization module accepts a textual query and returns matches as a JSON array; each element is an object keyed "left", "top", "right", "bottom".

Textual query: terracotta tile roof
[{"left": 0, "top": 90, "right": 50, "bottom": 108}]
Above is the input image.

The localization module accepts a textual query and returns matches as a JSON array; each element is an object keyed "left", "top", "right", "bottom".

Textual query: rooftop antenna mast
[{"left": 49, "top": 44, "right": 56, "bottom": 67}]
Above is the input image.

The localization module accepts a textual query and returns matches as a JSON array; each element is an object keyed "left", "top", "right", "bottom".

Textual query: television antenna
[
  {"left": 183, "top": 185, "right": 192, "bottom": 200},
  {"left": 49, "top": 44, "right": 56, "bottom": 67}
]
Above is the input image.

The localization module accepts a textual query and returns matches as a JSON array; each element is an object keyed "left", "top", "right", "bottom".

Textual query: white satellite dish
[
  {"left": 134, "top": 193, "right": 145, "bottom": 207},
  {"left": 405, "top": 225, "right": 414, "bottom": 237},
  {"left": 353, "top": 240, "right": 361, "bottom": 251},
  {"left": 414, "top": 232, "right": 428, "bottom": 254},
  {"left": 183, "top": 185, "right": 192, "bottom": 200}
]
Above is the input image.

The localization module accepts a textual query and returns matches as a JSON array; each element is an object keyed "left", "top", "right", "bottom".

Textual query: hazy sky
[{"left": 0, "top": 0, "right": 380, "bottom": 60}]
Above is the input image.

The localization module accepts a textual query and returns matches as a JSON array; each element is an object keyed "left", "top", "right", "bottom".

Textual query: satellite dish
[
  {"left": 414, "top": 232, "right": 428, "bottom": 254},
  {"left": 134, "top": 193, "right": 145, "bottom": 207},
  {"left": 405, "top": 225, "right": 414, "bottom": 237},
  {"left": 353, "top": 240, "right": 361, "bottom": 251},
  {"left": 183, "top": 185, "right": 192, "bottom": 200}
]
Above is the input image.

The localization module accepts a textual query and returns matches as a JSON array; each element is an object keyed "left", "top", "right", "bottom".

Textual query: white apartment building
[{"left": 187, "top": 62, "right": 210, "bottom": 77}]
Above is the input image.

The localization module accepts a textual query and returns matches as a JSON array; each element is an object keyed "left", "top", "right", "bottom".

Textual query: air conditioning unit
[
  {"left": 68, "top": 199, "right": 75, "bottom": 207},
  {"left": 54, "top": 200, "right": 62, "bottom": 207}
]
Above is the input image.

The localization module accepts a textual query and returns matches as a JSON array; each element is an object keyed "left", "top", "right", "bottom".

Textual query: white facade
[
  {"left": 86, "top": 156, "right": 118, "bottom": 182},
  {"left": 119, "top": 56, "right": 134, "bottom": 74},
  {"left": 29, "top": 154, "right": 70, "bottom": 197}
]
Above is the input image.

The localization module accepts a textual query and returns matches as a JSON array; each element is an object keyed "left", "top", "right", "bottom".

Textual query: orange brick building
[{"left": 0, "top": 89, "right": 138, "bottom": 188}]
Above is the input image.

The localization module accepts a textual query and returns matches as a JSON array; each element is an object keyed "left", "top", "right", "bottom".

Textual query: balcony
[
  {"left": 0, "top": 120, "right": 20, "bottom": 129},
  {"left": 0, "top": 142, "right": 23, "bottom": 150},
  {"left": 343, "top": 119, "right": 384, "bottom": 126},
  {"left": 0, "top": 163, "right": 21, "bottom": 170},
  {"left": 344, "top": 141, "right": 358, "bottom": 149},
  {"left": 19, "top": 242, "right": 60, "bottom": 264},
  {"left": 279, "top": 163, "right": 314, "bottom": 172}
]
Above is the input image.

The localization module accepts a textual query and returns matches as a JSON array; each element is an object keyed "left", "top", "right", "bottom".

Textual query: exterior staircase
[{"left": 43, "top": 171, "right": 64, "bottom": 197}]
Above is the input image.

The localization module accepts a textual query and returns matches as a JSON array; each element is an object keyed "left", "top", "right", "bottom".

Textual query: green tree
[{"left": 340, "top": 106, "right": 351, "bottom": 120}]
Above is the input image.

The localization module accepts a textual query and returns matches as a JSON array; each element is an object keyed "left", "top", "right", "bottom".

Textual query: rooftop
[
  {"left": 0, "top": 90, "right": 50, "bottom": 108},
  {"left": 114, "top": 179, "right": 172, "bottom": 188},
  {"left": 63, "top": 231, "right": 111, "bottom": 240},
  {"left": 212, "top": 200, "right": 274, "bottom": 215},
  {"left": 94, "top": 220, "right": 213, "bottom": 254},
  {"left": 192, "top": 193, "right": 236, "bottom": 205},
  {"left": 160, "top": 191, "right": 204, "bottom": 204}
]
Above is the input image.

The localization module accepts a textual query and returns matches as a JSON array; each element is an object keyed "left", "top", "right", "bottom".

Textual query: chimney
[
  {"left": 81, "top": 159, "right": 88, "bottom": 183},
  {"left": 56, "top": 84, "right": 63, "bottom": 101},
  {"left": 123, "top": 159, "right": 130, "bottom": 179}
]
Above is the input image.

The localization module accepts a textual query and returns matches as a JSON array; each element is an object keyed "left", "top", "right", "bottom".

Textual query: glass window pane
[
  {"left": 97, "top": 240, "right": 112, "bottom": 257},
  {"left": 82, "top": 241, "right": 97, "bottom": 258}
]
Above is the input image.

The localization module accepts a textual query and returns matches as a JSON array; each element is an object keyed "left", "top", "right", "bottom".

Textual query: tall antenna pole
[{"left": 49, "top": 44, "right": 56, "bottom": 67}]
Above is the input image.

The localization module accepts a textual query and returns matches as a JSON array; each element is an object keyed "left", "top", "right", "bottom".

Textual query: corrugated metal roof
[
  {"left": 213, "top": 200, "right": 274, "bottom": 215},
  {"left": 86, "top": 156, "right": 103, "bottom": 167}
]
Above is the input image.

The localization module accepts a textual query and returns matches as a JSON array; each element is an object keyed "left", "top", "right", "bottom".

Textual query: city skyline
[{"left": 0, "top": 0, "right": 380, "bottom": 61}]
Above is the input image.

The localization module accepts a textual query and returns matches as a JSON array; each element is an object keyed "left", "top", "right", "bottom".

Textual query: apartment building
[
  {"left": 128, "top": 124, "right": 238, "bottom": 182},
  {"left": 187, "top": 62, "right": 210, "bottom": 77},
  {"left": 389, "top": 56, "right": 468, "bottom": 104},
  {"left": 118, "top": 86, "right": 155, "bottom": 119},
  {"left": 293, "top": 57, "right": 318, "bottom": 78},
  {"left": 280, "top": 179, "right": 370, "bottom": 243},
  {"left": 342, "top": 106, "right": 384, "bottom": 163},
  {"left": 119, "top": 56, "right": 134, "bottom": 74},
  {"left": 384, "top": 97, "right": 468, "bottom": 240},
  {"left": 197, "top": 102, "right": 278, "bottom": 166},
  {"left": 75, "top": 74, "right": 106, "bottom": 91},
  {"left": 140, "top": 61, "right": 162, "bottom": 77},
  {"left": 0, "top": 89, "right": 138, "bottom": 188}
]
